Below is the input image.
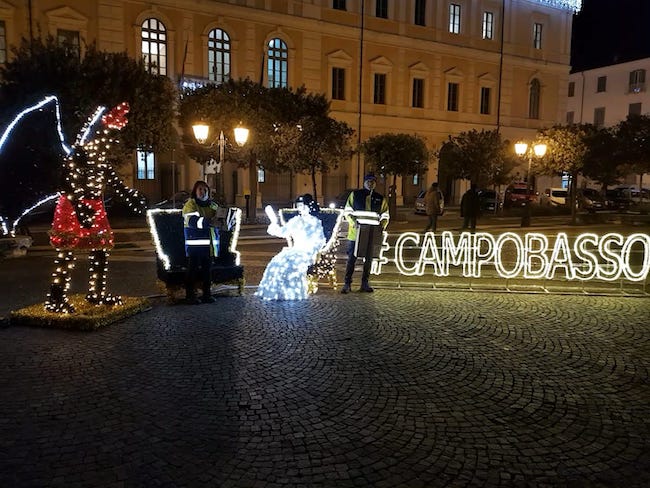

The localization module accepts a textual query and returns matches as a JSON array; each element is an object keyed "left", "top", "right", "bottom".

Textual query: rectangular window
[
  {"left": 533, "top": 23, "right": 543, "bottom": 49},
  {"left": 333, "top": 0, "right": 346, "bottom": 10},
  {"left": 376, "top": 0, "right": 388, "bottom": 19},
  {"left": 629, "top": 103, "right": 642, "bottom": 116},
  {"left": 449, "top": 4, "right": 461, "bottom": 34},
  {"left": 629, "top": 69, "right": 646, "bottom": 93},
  {"left": 480, "top": 87, "right": 491, "bottom": 115},
  {"left": 597, "top": 76, "right": 607, "bottom": 93},
  {"left": 332, "top": 67, "right": 345, "bottom": 100},
  {"left": 412, "top": 78, "right": 424, "bottom": 108},
  {"left": 414, "top": 0, "right": 426, "bottom": 26},
  {"left": 447, "top": 82, "right": 459, "bottom": 111},
  {"left": 566, "top": 111, "right": 574, "bottom": 124},
  {"left": 593, "top": 107, "right": 605, "bottom": 128},
  {"left": 568, "top": 81, "right": 575, "bottom": 97},
  {"left": 137, "top": 149, "right": 155, "bottom": 180},
  {"left": 0, "top": 21, "right": 6, "bottom": 64},
  {"left": 482, "top": 12, "right": 494, "bottom": 40},
  {"left": 412, "top": 174, "right": 420, "bottom": 185},
  {"left": 374, "top": 73, "right": 386, "bottom": 104},
  {"left": 57, "top": 29, "right": 80, "bottom": 57},
  {"left": 257, "top": 167, "right": 265, "bottom": 183}
]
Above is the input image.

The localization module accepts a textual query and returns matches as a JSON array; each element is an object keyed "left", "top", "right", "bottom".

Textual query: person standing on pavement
[
  {"left": 182, "top": 180, "right": 220, "bottom": 304},
  {"left": 341, "top": 174, "right": 389, "bottom": 294},
  {"left": 460, "top": 182, "right": 480, "bottom": 231},
  {"left": 423, "top": 182, "right": 442, "bottom": 232}
]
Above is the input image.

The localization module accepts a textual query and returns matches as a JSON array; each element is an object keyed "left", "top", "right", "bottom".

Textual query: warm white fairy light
[{"left": 43, "top": 101, "right": 145, "bottom": 314}]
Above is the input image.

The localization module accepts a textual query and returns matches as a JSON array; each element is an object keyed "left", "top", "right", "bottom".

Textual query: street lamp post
[
  {"left": 515, "top": 141, "right": 547, "bottom": 227},
  {"left": 192, "top": 122, "right": 249, "bottom": 203}
]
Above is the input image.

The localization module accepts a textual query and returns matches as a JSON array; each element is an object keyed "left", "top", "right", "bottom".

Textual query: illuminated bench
[
  {"left": 147, "top": 208, "right": 244, "bottom": 300},
  {"left": 279, "top": 208, "right": 344, "bottom": 293}
]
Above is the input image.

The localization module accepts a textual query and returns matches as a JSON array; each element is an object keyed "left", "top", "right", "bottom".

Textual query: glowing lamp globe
[
  {"left": 514, "top": 142, "right": 528, "bottom": 156},
  {"left": 533, "top": 143, "right": 547, "bottom": 157},
  {"left": 234, "top": 124, "right": 249, "bottom": 147},
  {"left": 192, "top": 123, "right": 209, "bottom": 145}
]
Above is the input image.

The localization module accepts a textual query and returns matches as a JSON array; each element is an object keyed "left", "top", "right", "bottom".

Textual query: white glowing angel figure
[{"left": 255, "top": 194, "right": 325, "bottom": 300}]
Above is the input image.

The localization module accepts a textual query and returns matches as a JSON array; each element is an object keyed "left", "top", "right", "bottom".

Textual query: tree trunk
[
  {"left": 311, "top": 167, "right": 318, "bottom": 203},
  {"left": 570, "top": 171, "right": 578, "bottom": 225},
  {"left": 389, "top": 173, "right": 398, "bottom": 220},
  {"left": 248, "top": 157, "right": 257, "bottom": 222}
]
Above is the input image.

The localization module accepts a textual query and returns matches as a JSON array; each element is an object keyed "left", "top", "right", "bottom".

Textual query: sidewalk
[{"left": 0, "top": 289, "right": 648, "bottom": 487}]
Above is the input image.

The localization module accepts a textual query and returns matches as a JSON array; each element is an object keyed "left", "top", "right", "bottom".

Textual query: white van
[{"left": 542, "top": 188, "right": 567, "bottom": 206}]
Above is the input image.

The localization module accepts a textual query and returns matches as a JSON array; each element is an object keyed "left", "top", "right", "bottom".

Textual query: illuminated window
[
  {"left": 376, "top": 0, "right": 388, "bottom": 19},
  {"left": 374, "top": 73, "right": 386, "bottom": 104},
  {"left": 208, "top": 28, "right": 230, "bottom": 84},
  {"left": 57, "top": 29, "right": 80, "bottom": 57},
  {"left": 0, "top": 21, "right": 6, "bottom": 64},
  {"left": 480, "top": 87, "right": 490, "bottom": 115},
  {"left": 447, "top": 82, "right": 459, "bottom": 112},
  {"left": 137, "top": 149, "right": 155, "bottom": 180},
  {"left": 142, "top": 18, "right": 167, "bottom": 75},
  {"left": 533, "top": 22, "right": 543, "bottom": 49},
  {"left": 414, "top": 0, "right": 426, "bottom": 26},
  {"left": 257, "top": 167, "right": 265, "bottom": 183},
  {"left": 332, "top": 67, "right": 345, "bottom": 100},
  {"left": 482, "top": 12, "right": 493, "bottom": 39},
  {"left": 449, "top": 4, "right": 461, "bottom": 34},
  {"left": 267, "top": 38, "right": 288, "bottom": 88},
  {"left": 529, "top": 78, "right": 540, "bottom": 119},
  {"left": 412, "top": 78, "right": 424, "bottom": 108},
  {"left": 597, "top": 76, "right": 607, "bottom": 93}
]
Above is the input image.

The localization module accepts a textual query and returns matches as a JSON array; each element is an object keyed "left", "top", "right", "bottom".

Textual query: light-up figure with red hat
[{"left": 45, "top": 102, "right": 146, "bottom": 313}]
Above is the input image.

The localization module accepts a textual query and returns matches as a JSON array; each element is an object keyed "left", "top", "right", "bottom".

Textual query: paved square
[{"left": 0, "top": 290, "right": 648, "bottom": 487}]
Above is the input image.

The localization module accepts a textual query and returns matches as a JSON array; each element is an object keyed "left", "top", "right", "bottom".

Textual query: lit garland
[
  {"left": 146, "top": 207, "right": 242, "bottom": 269},
  {"left": 43, "top": 101, "right": 146, "bottom": 314}
]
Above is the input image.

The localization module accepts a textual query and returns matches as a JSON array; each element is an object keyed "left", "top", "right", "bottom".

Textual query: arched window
[
  {"left": 142, "top": 18, "right": 167, "bottom": 75},
  {"left": 267, "top": 38, "right": 288, "bottom": 88},
  {"left": 208, "top": 28, "right": 230, "bottom": 84},
  {"left": 529, "top": 78, "right": 540, "bottom": 119}
]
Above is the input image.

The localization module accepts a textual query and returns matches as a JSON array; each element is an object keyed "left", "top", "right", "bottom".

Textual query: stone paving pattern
[{"left": 0, "top": 290, "right": 648, "bottom": 487}]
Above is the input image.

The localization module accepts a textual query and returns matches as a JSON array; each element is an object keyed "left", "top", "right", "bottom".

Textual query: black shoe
[
  {"left": 340, "top": 284, "right": 351, "bottom": 294},
  {"left": 360, "top": 284, "right": 374, "bottom": 293},
  {"left": 186, "top": 296, "right": 201, "bottom": 305},
  {"left": 201, "top": 295, "right": 216, "bottom": 304}
]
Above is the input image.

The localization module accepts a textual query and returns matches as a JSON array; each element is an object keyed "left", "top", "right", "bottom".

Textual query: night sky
[{"left": 571, "top": 0, "right": 650, "bottom": 72}]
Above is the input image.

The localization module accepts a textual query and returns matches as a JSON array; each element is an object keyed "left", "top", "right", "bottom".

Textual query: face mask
[{"left": 198, "top": 191, "right": 209, "bottom": 202}]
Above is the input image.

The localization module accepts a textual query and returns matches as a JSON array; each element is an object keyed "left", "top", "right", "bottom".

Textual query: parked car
[
  {"left": 414, "top": 189, "right": 445, "bottom": 215},
  {"left": 577, "top": 188, "right": 605, "bottom": 212},
  {"left": 605, "top": 188, "right": 634, "bottom": 211},
  {"left": 477, "top": 189, "right": 500, "bottom": 212},
  {"left": 541, "top": 187, "right": 568, "bottom": 207},
  {"left": 504, "top": 183, "right": 537, "bottom": 207},
  {"left": 150, "top": 190, "right": 190, "bottom": 209}
]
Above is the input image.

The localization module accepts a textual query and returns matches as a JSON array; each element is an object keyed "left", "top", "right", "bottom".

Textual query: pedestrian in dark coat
[{"left": 460, "top": 183, "right": 480, "bottom": 231}]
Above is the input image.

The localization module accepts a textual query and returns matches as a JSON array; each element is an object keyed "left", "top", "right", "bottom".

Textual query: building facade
[{"left": 0, "top": 0, "right": 580, "bottom": 207}]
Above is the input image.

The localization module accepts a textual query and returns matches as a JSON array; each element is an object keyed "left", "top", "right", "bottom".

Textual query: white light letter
[
  {"left": 546, "top": 233, "right": 576, "bottom": 280},
  {"left": 573, "top": 233, "right": 599, "bottom": 280},
  {"left": 524, "top": 233, "right": 550, "bottom": 279},
  {"left": 394, "top": 232, "right": 422, "bottom": 275},
  {"left": 621, "top": 233, "right": 650, "bottom": 281},
  {"left": 494, "top": 232, "right": 525, "bottom": 278},
  {"left": 598, "top": 233, "right": 624, "bottom": 280}
]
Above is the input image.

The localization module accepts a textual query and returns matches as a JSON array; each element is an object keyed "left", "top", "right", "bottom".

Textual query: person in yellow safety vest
[
  {"left": 182, "top": 180, "right": 220, "bottom": 304},
  {"left": 341, "top": 174, "right": 389, "bottom": 294}
]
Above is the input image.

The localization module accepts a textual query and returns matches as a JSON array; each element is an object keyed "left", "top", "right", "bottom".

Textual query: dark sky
[{"left": 571, "top": 0, "right": 650, "bottom": 72}]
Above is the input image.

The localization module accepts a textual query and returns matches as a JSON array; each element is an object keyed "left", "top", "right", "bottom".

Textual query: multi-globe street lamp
[
  {"left": 515, "top": 141, "right": 547, "bottom": 227},
  {"left": 192, "top": 122, "right": 250, "bottom": 202}
]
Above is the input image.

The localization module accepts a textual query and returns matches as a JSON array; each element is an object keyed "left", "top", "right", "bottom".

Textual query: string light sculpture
[
  {"left": 44, "top": 101, "right": 146, "bottom": 314},
  {"left": 255, "top": 201, "right": 325, "bottom": 300}
]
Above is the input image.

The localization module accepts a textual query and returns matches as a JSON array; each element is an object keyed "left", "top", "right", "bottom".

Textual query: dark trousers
[
  {"left": 186, "top": 254, "right": 212, "bottom": 297},
  {"left": 424, "top": 213, "right": 438, "bottom": 232},
  {"left": 344, "top": 239, "right": 372, "bottom": 286},
  {"left": 462, "top": 214, "right": 477, "bottom": 231}
]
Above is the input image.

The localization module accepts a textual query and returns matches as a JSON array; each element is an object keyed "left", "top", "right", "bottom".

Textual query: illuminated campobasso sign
[{"left": 373, "top": 231, "right": 650, "bottom": 282}]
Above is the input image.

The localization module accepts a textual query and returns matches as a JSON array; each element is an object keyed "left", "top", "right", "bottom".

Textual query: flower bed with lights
[{"left": 9, "top": 294, "right": 149, "bottom": 331}]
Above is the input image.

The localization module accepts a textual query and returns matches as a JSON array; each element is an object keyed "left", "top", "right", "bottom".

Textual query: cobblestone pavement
[{"left": 0, "top": 290, "right": 648, "bottom": 487}]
